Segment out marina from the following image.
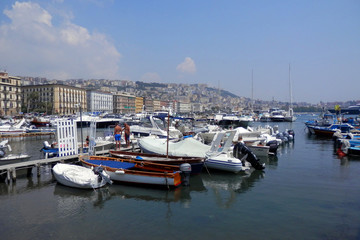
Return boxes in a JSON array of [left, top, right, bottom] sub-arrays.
[[1, 115, 360, 239]]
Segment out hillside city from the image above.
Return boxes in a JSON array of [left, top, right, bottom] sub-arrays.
[[1, 71, 358, 117], [22, 76, 357, 113]]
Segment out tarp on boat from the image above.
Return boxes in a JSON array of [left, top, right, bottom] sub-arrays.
[[138, 136, 211, 158]]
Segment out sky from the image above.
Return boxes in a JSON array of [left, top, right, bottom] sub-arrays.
[[0, 0, 359, 104]]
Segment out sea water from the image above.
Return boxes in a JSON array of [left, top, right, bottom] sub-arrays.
[[1, 115, 360, 240]]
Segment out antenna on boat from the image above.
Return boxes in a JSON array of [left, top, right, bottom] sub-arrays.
[[166, 110, 170, 159]]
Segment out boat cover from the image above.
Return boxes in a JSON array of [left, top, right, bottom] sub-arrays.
[[138, 136, 211, 158], [86, 160, 135, 169]]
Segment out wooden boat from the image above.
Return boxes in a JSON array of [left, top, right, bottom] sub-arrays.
[[109, 150, 204, 174], [79, 155, 182, 188], [52, 163, 112, 189]]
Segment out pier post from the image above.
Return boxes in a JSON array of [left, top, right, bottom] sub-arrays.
[[11, 167, 16, 182], [27, 167, 32, 177], [37, 163, 41, 177], [7, 169, 11, 183]]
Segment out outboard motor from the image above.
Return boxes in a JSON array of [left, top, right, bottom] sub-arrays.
[[288, 129, 295, 138], [93, 166, 113, 185], [266, 140, 278, 156], [234, 142, 265, 170], [43, 141, 52, 150], [180, 163, 192, 186]]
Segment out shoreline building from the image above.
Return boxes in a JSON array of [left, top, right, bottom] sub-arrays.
[[22, 84, 86, 115], [86, 90, 113, 114], [0, 72, 22, 116], [113, 92, 136, 114]]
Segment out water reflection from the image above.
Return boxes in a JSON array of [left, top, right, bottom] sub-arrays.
[[201, 170, 265, 208], [52, 174, 207, 213]]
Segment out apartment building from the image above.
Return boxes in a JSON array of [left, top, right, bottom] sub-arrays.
[[0, 72, 22, 116], [86, 90, 113, 114], [22, 84, 86, 115], [113, 92, 136, 114]]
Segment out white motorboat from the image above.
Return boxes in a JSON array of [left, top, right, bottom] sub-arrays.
[[52, 163, 112, 189], [139, 131, 264, 173], [0, 118, 27, 135], [131, 115, 182, 139], [0, 140, 31, 165]]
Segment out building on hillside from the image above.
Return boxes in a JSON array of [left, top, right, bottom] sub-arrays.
[[22, 84, 86, 115], [153, 100, 161, 112], [192, 103, 204, 113], [113, 93, 136, 114], [135, 96, 144, 113], [175, 101, 191, 114], [0, 72, 22, 116], [144, 98, 154, 113], [86, 90, 113, 114]]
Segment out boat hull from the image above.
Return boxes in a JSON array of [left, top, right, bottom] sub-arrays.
[[109, 150, 204, 174], [80, 156, 182, 187]]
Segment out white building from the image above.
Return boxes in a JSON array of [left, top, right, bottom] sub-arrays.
[[86, 90, 113, 114]]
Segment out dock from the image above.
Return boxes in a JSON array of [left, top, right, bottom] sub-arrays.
[[0, 144, 138, 183]]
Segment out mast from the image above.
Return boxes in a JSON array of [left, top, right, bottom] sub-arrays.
[[289, 63, 293, 109], [251, 69, 254, 113]]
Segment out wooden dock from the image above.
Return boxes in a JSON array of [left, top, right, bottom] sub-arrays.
[[0, 132, 55, 139], [0, 144, 138, 183]]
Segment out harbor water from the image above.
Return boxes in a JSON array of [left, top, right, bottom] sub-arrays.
[[1, 115, 360, 240]]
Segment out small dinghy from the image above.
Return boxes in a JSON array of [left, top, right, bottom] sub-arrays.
[[52, 163, 112, 189]]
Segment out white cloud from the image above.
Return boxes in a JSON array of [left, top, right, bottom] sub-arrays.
[[0, 1, 121, 79], [140, 72, 161, 82], [176, 57, 196, 74]]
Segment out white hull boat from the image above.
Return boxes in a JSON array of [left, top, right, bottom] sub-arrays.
[[205, 153, 250, 173], [52, 163, 112, 189], [0, 140, 31, 165]]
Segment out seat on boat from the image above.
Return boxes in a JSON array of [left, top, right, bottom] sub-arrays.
[[86, 160, 135, 169]]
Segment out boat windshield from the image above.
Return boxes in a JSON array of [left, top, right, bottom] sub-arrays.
[[154, 118, 166, 130]]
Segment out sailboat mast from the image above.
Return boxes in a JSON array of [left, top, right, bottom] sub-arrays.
[[251, 69, 254, 112], [289, 63, 293, 108]]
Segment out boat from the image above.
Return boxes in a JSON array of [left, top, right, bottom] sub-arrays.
[[30, 116, 51, 127], [138, 136, 211, 158], [130, 115, 182, 139], [204, 131, 263, 173], [270, 109, 285, 122], [328, 103, 360, 115], [40, 137, 115, 158], [0, 118, 27, 135], [0, 140, 31, 165], [139, 131, 264, 173], [109, 150, 204, 174], [307, 123, 355, 137], [52, 163, 112, 189], [79, 155, 184, 188]]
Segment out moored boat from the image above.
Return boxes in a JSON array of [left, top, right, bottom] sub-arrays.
[[52, 163, 112, 189], [109, 150, 204, 174], [0, 140, 31, 165], [79, 155, 183, 188]]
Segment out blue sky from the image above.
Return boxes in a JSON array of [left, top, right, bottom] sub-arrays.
[[0, 0, 359, 104]]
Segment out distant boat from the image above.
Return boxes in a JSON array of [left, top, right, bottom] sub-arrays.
[[328, 103, 360, 115]]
